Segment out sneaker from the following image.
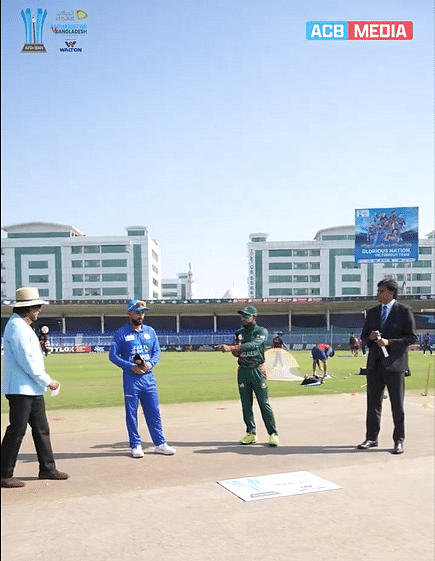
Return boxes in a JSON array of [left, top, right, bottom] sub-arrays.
[[240, 432, 258, 445], [38, 469, 69, 480], [131, 445, 144, 458], [154, 442, 176, 455], [268, 433, 279, 447]]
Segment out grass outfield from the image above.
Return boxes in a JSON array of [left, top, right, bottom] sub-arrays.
[[1, 350, 433, 412]]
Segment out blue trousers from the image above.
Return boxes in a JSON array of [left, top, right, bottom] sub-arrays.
[[123, 372, 165, 448]]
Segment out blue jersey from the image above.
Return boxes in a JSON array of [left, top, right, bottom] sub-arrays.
[[109, 322, 161, 374]]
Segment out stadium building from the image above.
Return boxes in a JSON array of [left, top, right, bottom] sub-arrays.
[[248, 226, 435, 299], [1, 222, 434, 350], [1, 222, 162, 301]]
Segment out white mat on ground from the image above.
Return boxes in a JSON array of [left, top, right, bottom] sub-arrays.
[[264, 348, 304, 381], [218, 471, 341, 501]]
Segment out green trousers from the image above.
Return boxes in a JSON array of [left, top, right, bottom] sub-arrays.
[[237, 365, 277, 435]]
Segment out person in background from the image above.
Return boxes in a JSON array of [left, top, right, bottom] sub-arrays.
[[272, 331, 288, 350], [311, 343, 333, 379], [219, 306, 279, 447], [349, 333, 359, 357], [109, 300, 176, 458], [1, 287, 69, 488], [421, 333, 433, 355], [358, 278, 417, 455]]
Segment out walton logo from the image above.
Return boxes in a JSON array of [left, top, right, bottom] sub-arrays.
[[59, 40, 82, 52], [306, 21, 413, 40]]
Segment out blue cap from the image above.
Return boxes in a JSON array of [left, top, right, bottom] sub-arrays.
[[127, 299, 149, 312]]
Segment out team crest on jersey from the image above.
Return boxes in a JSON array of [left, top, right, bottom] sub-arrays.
[[144, 333, 150, 339], [125, 334, 135, 341]]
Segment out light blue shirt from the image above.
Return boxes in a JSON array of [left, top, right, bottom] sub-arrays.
[[1, 313, 52, 395]]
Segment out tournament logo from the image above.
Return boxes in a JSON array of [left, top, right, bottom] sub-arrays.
[[21, 7, 48, 53]]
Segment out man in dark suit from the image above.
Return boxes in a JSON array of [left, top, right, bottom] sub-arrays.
[[358, 278, 417, 455]]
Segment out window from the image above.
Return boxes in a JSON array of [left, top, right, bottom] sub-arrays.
[[294, 275, 308, 282], [152, 265, 158, 274], [293, 262, 308, 270], [269, 288, 292, 296], [85, 274, 100, 282], [412, 273, 431, 281], [84, 246, 100, 253], [269, 249, 292, 257], [1, 262, 5, 269], [73, 288, 84, 296], [269, 275, 292, 283], [322, 234, 355, 240], [71, 246, 82, 254], [72, 260, 83, 268], [294, 250, 308, 257], [293, 288, 308, 295], [310, 275, 320, 282], [342, 261, 361, 269], [72, 274, 83, 282], [152, 278, 159, 287], [101, 245, 127, 253], [310, 262, 320, 270], [342, 274, 361, 282], [85, 288, 101, 296], [84, 260, 100, 268], [310, 288, 320, 295], [419, 247, 432, 255], [342, 287, 361, 295], [102, 287, 128, 296], [269, 263, 292, 270], [28, 261, 48, 269], [412, 261, 431, 268], [38, 289, 49, 297], [153, 291, 159, 299], [162, 283, 178, 289], [152, 250, 159, 261], [412, 286, 431, 294], [102, 273, 127, 282], [101, 259, 127, 268], [309, 249, 320, 256], [29, 275, 48, 283]]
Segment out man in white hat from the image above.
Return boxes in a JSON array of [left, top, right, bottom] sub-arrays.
[[1, 287, 69, 488]]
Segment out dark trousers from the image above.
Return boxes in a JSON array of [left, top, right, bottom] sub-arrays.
[[1, 395, 56, 478], [237, 366, 277, 435], [365, 364, 405, 443]]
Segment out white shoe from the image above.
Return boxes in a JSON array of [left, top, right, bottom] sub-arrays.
[[131, 445, 144, 458], [154, 442, 176, 455]]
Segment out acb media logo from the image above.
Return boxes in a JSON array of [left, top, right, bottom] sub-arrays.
[[306, 21, 413, 40]]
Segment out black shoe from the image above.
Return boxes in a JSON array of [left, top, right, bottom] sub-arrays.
[[38, 469, 69, 480], [357, 439, 378, 450], [391, 442, 404, 455], [1, 477, 25, 488]]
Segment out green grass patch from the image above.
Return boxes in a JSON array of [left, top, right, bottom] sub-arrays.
[[1, 350, 433, 412]]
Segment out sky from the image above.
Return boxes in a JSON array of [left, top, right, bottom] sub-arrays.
[[1, 0, 434, 298]]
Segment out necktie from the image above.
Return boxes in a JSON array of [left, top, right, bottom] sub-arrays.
[[381, 305, 388, 328]]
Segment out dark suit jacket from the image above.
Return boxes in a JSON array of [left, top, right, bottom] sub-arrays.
[[361, 301, 417, 373]]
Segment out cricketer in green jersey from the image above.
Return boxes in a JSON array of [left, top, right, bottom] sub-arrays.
[[219, 306, 279, 447]]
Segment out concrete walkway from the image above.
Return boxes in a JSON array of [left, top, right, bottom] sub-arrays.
[[1, 392, 434, 561]]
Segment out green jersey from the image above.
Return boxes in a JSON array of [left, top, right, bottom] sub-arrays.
[[235, 323, 268, 368]]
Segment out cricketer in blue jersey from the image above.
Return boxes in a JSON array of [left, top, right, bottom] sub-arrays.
[[109, 299, 175, 458]]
